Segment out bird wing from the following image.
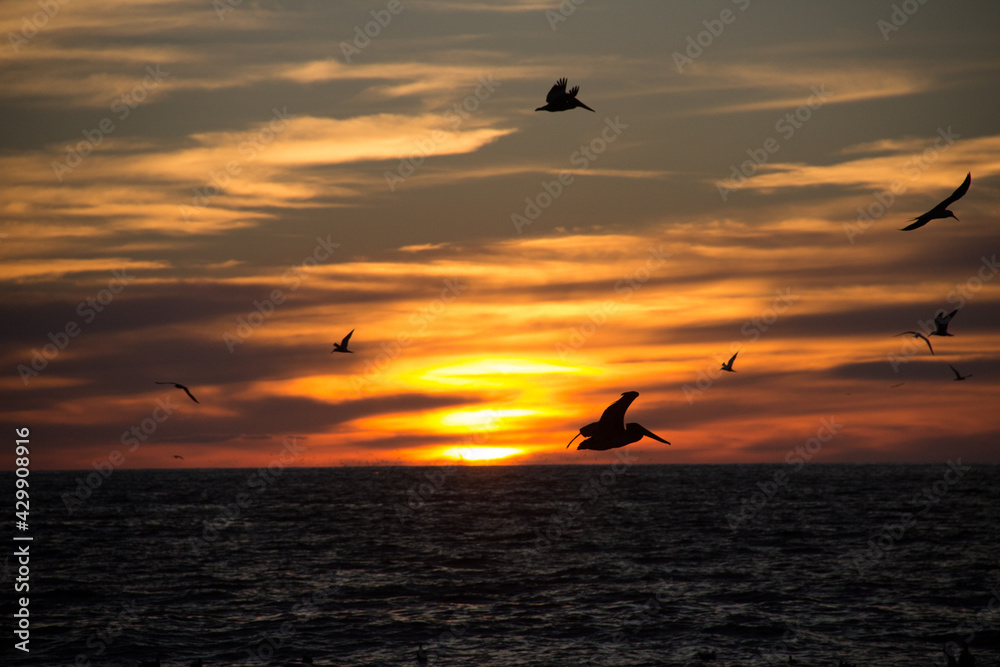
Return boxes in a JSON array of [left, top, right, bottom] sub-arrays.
[[900, 216, 929, 231], [939, 172, 971, 208], [568, 84, 580, 98], [181, 386, 199, 403], [727, 352, 738, 367], [896, 332, 934, 354], [936, 309, 958, 326], [949, 365, 961, 379], [546, 78, 568, 103], [341, 329, 354, 346], [598, 391, 639, 431]]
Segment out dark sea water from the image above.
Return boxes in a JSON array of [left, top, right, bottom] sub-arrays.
[[4, 463, 1000, 667]]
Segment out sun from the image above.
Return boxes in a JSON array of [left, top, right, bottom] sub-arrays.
[[442, 447, 523, 461]]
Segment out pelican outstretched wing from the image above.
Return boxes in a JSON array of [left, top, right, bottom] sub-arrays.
[[546, 78, 568, 103], [598, 391, 639, 430]]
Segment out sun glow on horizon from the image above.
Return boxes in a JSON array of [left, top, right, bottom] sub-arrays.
[[441, 447, 524, 461]]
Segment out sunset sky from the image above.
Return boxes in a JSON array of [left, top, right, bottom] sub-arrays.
[[3, 0, 999, 469]]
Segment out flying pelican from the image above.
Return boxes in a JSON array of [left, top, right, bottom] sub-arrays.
[[930, 309, 959, 337], [721, 352, 738, 372], [535, 78, 595, 113], [566, 391, 669, 451], [900, 172, 971, 231], [949, 365, 972, 381], [331, 329, 354, 353], [155, 381, 199, 403], [894, 330, 934, 355]]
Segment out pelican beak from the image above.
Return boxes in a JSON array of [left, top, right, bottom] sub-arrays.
[[637, 425, 670, 444]]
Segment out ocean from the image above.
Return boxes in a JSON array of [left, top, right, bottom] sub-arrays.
[[5, 463, 999, 666]]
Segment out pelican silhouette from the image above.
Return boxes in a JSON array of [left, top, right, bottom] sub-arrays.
[[900, 172, 970, 231], [155, 382, 198, 403], [930, 309, 959, 337], [949, 365, 972, 381], [895, 331, 934, 355], [721, 352, 738, 372], [535, 78, 595, 113], [331, 329, 354, 353], [566, 391, 669, 451]]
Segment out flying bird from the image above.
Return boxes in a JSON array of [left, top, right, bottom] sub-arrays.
[[331, 329, 354, 353], [894, 331, 934, 355], [900, 172, 971, 231], [930, 309, 959, 337], [173, 455, 184, 460], [949, 365, 972, 381], [566, 391, 669, 451], [535, 77, 595, 113], [721, 352, 739, 372], [155, 382, 199, 403]]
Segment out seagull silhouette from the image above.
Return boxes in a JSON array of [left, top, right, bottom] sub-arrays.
[[721, 352, 738, 372], [173, 455, 184, 459], [900, 172, 971, 231], [331, 329, 354, 353], [155, 382, 199, 403], [949, 365, 972, 381], [930, 309, 959, 337], [535, 78, 595, 112], [895, 331, 934, 355], [566, 391, 669, 451]]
